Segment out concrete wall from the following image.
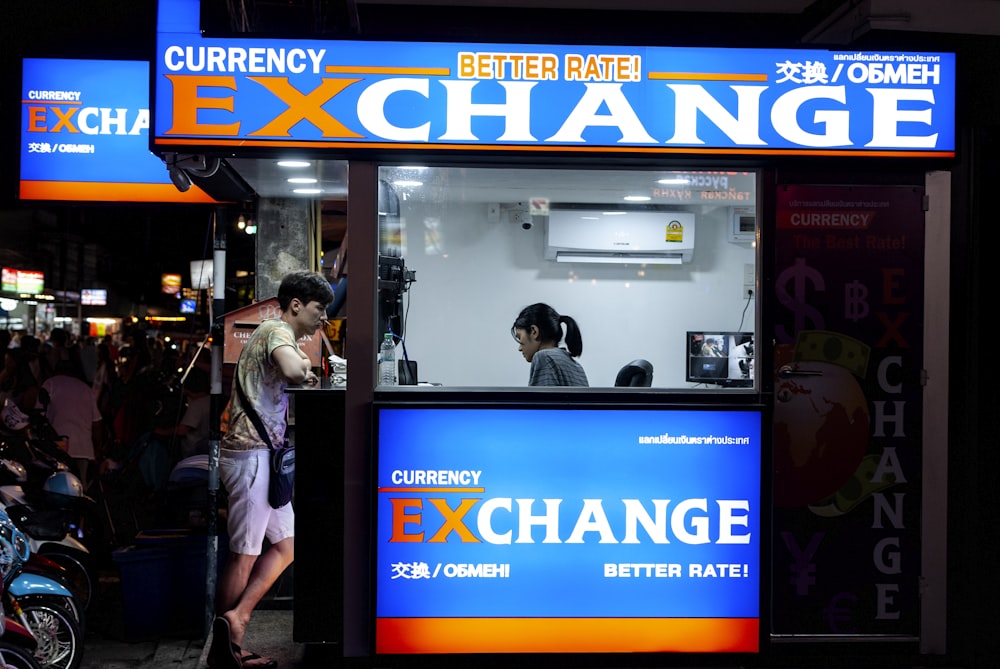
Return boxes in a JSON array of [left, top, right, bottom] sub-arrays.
[[255, 198, 316, 300]]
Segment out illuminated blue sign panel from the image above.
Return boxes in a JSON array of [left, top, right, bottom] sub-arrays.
[[154, 0, 954, 157], [375, 406, 762, 654], [20, 58, 215, 203]]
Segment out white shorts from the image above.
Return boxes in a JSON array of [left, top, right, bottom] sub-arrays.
[[219, 448, 294, 556]]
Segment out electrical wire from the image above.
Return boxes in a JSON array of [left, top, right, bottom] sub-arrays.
[[736, 289, 753, 332]]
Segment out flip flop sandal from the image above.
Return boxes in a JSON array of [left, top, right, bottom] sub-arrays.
[[240, 651, 278, 669], [209, 617, 243, 669]]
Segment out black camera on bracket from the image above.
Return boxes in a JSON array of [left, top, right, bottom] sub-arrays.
[[378, 255, 415, 292]]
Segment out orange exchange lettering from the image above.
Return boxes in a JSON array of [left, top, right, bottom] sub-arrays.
[[388, 497, 752, 545], [457, 52, 559, 80], [164, 75, 361, 137], [26, 105, 150, 136]]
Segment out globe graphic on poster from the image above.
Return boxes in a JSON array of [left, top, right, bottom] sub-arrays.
[[773, 348, 870, 508]]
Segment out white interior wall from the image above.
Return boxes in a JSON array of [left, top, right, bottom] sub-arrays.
[[391, 200, 756, 388]]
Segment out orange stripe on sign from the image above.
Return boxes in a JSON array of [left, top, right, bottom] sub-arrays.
[[648, 72, 768, 82], [325, 66, 451, 76], [22, 100, 82, 105], [19, 181, 219, 203], [153, 137, 955, 159], [376, 617, 759, 654]]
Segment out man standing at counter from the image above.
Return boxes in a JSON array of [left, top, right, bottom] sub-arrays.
[[210, 270, 334, 669]]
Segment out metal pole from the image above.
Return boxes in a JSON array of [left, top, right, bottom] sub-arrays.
[[205, 207, 227, 637]]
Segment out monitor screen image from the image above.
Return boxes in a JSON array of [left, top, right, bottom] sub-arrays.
[[374, 405, 763, 656], [687, 332, 754, 388]]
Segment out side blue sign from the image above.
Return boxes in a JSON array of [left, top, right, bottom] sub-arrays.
[[20, 58, 215, 203]]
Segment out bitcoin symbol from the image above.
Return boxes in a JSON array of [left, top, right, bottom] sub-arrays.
[[845, 281, 869, 322], [776, 258, 825, 343]]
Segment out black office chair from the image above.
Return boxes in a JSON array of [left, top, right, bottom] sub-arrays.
[[614, 359, 653, 387]]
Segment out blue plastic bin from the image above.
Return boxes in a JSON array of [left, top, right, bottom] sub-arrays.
[[111, 530, 226, 640]]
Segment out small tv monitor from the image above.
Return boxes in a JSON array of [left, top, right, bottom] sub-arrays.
[[686, 331, 754, 388], [179, 298, 197, 314]]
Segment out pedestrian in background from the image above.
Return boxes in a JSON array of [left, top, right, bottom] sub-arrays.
[[0, 348, 40, 412], [42, 359, 102, 490]]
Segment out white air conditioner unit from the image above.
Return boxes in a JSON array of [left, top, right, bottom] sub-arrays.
[[544, 208, 696, 264]]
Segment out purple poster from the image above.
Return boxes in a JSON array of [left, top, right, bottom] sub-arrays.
[[772, 184, 923, 635]]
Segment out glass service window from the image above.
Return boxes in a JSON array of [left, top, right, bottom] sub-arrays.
[[376, 165, 757, 390]]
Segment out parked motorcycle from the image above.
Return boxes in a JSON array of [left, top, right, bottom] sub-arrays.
[[0, 399, 75, 484], [0, 640, 42, 669], [0, 476, 95, 614], [0, 527, 41, 669], [0, 507, 82, 669], [0, 402, 97, 612], [0, 597, 41, 669], [5, 565, 82, 635]]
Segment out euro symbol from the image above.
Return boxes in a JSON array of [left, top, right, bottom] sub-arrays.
[[821, 592, 858, 633]]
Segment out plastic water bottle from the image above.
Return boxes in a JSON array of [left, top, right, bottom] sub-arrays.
[[379, 334, 397, 386]]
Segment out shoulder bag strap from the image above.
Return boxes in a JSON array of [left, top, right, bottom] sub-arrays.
[[234, 346, 274, 450]]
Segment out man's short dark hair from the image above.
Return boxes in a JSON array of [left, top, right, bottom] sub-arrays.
[[276, 270, 335, 311]]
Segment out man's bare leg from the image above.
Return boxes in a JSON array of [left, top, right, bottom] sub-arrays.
[[217, 537, 294, 647]]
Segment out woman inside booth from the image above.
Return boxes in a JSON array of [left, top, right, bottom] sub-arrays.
[[511, 303, 589, 387]]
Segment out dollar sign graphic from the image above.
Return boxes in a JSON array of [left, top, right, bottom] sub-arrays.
[[776, 258, 826, 343]]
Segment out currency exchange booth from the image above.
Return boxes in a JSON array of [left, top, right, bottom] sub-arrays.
[[152, 2, 954, 665]]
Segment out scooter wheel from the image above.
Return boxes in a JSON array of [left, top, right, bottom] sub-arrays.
[[19, 603, 81, 669], [0, 640, 43, 669]]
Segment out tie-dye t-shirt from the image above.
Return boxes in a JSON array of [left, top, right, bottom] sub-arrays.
[[223, 319, 298, 450]]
